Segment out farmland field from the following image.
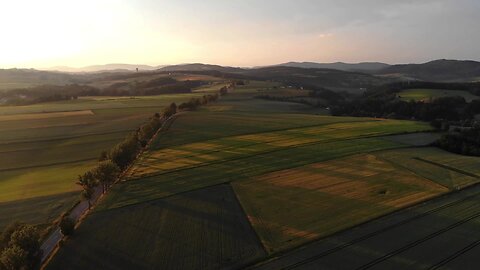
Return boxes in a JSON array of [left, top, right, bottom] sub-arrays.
[[252, 182, 480, 270], [232, 154, 448, 252], [0, 93, 206, 230], [398, 88, 479, 102], [99, 116, 431, 210], [45, 82, 480, 269], [46, 185, 265, 270], [377, 147, 480, 190]]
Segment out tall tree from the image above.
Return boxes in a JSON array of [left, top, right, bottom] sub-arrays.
[[76, 171, 97, 209], [59, 216, 75, 236], [93, 161, 120, 194]]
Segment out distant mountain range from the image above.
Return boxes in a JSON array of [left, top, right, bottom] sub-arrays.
[[158, 63, 244, 73], [48, 64, 163, 73], [1, 59, 477, 92], [377, 59, 480, 82], [41, 59, 480, 82], [274, 62, 391, 72]]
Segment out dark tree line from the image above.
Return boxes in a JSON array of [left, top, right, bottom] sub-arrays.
[[255, 87, 343, 108], [178, 94, 219, 111], [366, 81, 480, 97], [435, 125, 480, 156], [332, 95, 479, 122], [330, 81, 480, 156]]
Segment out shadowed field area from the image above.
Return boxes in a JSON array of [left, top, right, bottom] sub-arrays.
[[46, 185, 266, 270]]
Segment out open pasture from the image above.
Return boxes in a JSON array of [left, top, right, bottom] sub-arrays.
[[398, 88, 479, 102], [47, 185, 265, 270]]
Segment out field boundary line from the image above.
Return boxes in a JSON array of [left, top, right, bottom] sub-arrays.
[[94, 181, 232, 213], [414, 157, 480, 179], [227, 183, 269, 255], [375, 154, 453, 190]]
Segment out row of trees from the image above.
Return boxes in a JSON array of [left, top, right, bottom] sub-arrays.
[[76, 110, 173, 209], [0, 223, 41, 270], [178, 94, 219, 111]]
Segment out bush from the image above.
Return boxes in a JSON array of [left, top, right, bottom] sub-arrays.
[[59, 217, 75, 236]]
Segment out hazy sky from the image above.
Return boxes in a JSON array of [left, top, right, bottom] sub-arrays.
[[1, 0, 479, 68]]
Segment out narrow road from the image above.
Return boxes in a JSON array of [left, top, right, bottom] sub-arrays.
[[40, 187, 102, 262], [40, 113, 181, 263]]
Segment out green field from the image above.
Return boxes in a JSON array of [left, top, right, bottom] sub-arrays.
[[232, 154, 448, 252], [232, 147, 480, 252], [45, 82, 480, 269], [47, 185, 265, 270], [377, 147, 480, 189], [0, 93, 205, 230], [398, 88, 480, 102], [99, 114, 431, 210]]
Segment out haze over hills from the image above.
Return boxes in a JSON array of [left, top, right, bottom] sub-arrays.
[[158, 63, 245, 73], [2, 59, 480, 92], [274, 62, 391, 72], [47, 64, 162, 73]]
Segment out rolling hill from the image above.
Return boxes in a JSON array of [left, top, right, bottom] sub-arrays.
[[275, 61, 390, 72], [47, 64, 161, 73], [378, 59, 480, 82], [159, 63, 244, 73]]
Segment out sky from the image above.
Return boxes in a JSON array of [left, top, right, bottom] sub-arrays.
[[1, 0, 479, 68]]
